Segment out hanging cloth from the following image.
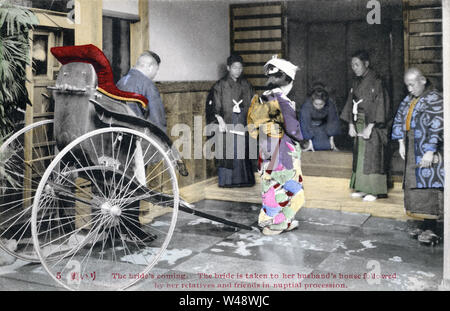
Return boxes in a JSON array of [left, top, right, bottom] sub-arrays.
[[352, 99, 363, 122]]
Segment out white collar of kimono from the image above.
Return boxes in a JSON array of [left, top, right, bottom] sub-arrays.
[[269, 82, 293, 97], [280, 82, 293, 96], [265, 82, 295, 110]]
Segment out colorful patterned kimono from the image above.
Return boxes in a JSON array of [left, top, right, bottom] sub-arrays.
[[299, 97, 341, 150], [248, 88, 305, 231], [392, 87, 444, 217], [340, 69, 390, 196]]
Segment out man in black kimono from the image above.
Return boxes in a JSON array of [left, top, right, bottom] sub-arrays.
[[340, 50, 391, 202], [206, 54, 255, 187]]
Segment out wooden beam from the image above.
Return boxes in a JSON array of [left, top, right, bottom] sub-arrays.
[[74, 0, 103, 48], [130, 0, 149, 67], [32, 10, 75, 29]]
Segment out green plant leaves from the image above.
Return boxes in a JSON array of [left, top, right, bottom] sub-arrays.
[[0, 3, 37, 138]]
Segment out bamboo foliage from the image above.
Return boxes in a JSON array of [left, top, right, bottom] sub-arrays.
[[0, 134, 21, 195], [0, 1, 38, 137]]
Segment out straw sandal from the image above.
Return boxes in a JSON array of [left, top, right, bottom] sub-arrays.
[[418, 230, 441, 246]]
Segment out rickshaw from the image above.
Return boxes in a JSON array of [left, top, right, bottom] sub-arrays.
[[0, 44, 251, 291]]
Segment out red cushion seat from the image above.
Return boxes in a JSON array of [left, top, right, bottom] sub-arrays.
[[51, 44, 148, 108]]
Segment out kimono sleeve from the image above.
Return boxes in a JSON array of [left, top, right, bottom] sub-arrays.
[[205, 86, 217, 126], [368, 79, 389, 126], [212, 81, 224, 119], [422, 94, 444, 153], [391, 96, 409, 141], [243, 80, 255, 109], [340, 87, 354, 124], [143, 82, 167, 133], [299, 100, 314, 140], [279, 98, 303, 142]]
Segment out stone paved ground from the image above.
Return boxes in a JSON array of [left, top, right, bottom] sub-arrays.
[[0, 200, 444, 291]]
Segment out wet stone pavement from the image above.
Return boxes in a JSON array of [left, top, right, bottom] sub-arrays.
[[0, 200, 444, 291]]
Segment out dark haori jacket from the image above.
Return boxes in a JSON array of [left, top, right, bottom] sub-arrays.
[[340, 69, 391, 175], [392, 86, 444, 188], [299, 97, 341, 150], [205, 74, 255, 169]]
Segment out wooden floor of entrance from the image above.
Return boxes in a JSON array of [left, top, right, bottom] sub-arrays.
[[180, 151, 415, 221]]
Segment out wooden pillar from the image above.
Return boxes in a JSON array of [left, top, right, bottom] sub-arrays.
[[130, 0, 149, 66], [130, 0, 152, 223], [23, 30, 34, 208], [25, 29, 34, 126], [442, 0, 450, 290], [74, 0, 103, 48], [72, 0, 103, 228]]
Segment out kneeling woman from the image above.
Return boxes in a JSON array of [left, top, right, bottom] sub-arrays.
[[299, 83, 341, 151], [248, 57, 305, 235]]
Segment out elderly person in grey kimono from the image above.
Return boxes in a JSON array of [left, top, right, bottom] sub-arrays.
[[116, 50, 166, 243], [117, 50, 166, 133], [340, 50, 391, 202], [207, 54, 256, 187], [392, 68, 444, 246]]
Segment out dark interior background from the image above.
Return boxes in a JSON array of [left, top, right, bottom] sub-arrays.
[[103, 16, 131, 83], [286, 0, 405, 153]]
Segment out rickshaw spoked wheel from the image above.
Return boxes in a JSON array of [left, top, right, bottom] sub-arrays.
[[31, 127, 179, 291], [0, 119, 59, 262]]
